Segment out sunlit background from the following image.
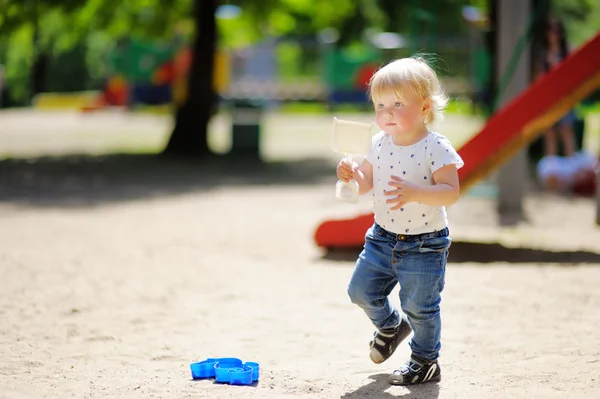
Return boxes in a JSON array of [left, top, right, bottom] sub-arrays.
[[0, 0, 598, 164]]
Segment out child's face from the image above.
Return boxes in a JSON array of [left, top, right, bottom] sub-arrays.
[[373, 89, 428, 137]]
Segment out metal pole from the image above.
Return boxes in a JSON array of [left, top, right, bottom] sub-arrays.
[[496, 0, 532, 221]]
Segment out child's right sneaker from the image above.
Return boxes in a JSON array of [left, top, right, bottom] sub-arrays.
[[388, 356, 441, 385], [369, 317, 412, 364]]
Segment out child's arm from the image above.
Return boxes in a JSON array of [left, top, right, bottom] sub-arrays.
[[336, 158, 374, 194], [384, 164, 459, 209], [355, 160, 374, 194], [418, 164, 460, 206]]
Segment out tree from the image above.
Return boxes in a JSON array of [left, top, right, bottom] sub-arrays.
[[164, 0, 215, 157], [0, 0, 85, 101]]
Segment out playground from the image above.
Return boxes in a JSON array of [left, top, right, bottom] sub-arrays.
[[1, 33, 600, 397], [1, 2, 600, 397], [0, 107, 600, 399]]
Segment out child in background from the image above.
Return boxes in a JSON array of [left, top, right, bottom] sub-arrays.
[[532, 16, 599, 193], [337, 56, 464, 385]]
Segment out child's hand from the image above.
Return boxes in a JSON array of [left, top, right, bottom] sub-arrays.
[[336, 158, 356, 182], [384, 175, 419, 210]]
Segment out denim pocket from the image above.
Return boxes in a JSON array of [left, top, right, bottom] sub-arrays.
[[418, 236, 451, 253], [367, 225, 394, 248]]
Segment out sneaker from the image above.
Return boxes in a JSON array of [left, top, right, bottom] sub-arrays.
[[369, 317, 412, 364], [388, 357, 441, 386]]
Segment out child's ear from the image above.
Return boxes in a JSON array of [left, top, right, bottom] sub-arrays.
[[421, 98, 432, 119], [421, 98, 432, 115]]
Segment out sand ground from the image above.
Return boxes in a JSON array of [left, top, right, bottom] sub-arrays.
[[1, 110, 599, 399]]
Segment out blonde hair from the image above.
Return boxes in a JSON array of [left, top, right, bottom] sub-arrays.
[[368, 56, 448, 125]]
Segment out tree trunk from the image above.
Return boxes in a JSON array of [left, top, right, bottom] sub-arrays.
[[164, 0, 216, 157], [29, 0, 48, 103]]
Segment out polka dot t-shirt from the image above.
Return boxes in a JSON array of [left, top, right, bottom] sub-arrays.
[[365, 131, 464, 235]]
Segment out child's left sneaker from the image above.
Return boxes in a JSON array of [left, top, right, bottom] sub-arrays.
[[388, 356, 441, 385], [369, 317, 412, 364]]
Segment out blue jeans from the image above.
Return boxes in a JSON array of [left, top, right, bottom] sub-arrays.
[[347, 223, 451, 361]]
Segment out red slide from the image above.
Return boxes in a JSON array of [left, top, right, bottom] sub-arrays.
[[315, 33, 600, 249]]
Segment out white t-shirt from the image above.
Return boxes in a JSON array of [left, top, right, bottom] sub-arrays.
[[365, 131, 464, 235]]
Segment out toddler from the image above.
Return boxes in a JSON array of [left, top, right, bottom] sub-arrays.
[[337, 56, 464, 385]]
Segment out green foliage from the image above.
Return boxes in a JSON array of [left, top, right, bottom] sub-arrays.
[[0, 0, 597, 104], [2, 25, 35, 102], [216, 0, 491, 49], [0, 0, 85, 36], [0, 0, 194, 103], [552, 0, 600, 46], [218, 0, 360, 47]]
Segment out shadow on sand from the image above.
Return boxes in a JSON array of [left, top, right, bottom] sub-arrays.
[[322, 241, 600, 264], [340, 373, 440, 399], [0, 153, 335, 207]]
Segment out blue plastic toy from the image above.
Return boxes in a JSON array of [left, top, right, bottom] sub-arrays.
[[228, 366, 253, 385], [190, 357, 260, 386]]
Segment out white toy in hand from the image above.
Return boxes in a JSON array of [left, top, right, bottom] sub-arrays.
[[331, 117, 373, 203]]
